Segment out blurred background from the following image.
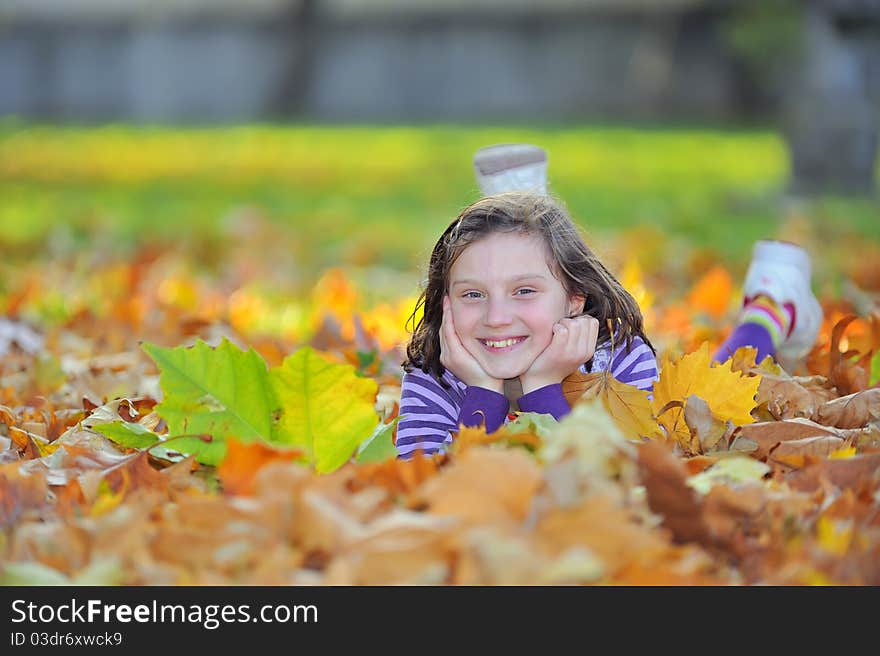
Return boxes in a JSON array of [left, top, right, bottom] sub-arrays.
[[1, 0, 879, 363]]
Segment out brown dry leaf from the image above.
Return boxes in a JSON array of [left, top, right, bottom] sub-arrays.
[[0, 464, 50, 529], [636, 440, 709, 544], [735, 418, 843, 460], [828, 314, 873, 396], [9, 521, 92, 576], [561, 370, 593, 408], [566, 370, 663, 440], [756, 373, 837, 421], [218, 438, 305, 497], [324, 511, 455, 585], [683, 394, 736, 455], [787, 452, 880, 493], [286, 468, 375, 556], [615, 552, 730, 585], [813, 389, 880, 429], [417, 447, 542, 525], [352, 452, 442, 499], [770, 435, 847, 459], [652, 343, 761, 451], [18, 428, 135, 487], [700, 484, 766, 557], [99, 451, 168, 499], [636, 441, 766, 559], [534, 493, 674, 578], [453, 528, 550, 585]]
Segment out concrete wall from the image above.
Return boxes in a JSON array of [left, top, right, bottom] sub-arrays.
[[0, 1, 770, 122]]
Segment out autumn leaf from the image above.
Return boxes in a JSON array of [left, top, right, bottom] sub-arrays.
[[771, 435, 847, 459], [93, 421, 159, 449], [683, 394, 735, 454], [787, 452, 880, 493], [353, 452, 442, 498], [416, 447, 542, 524], [735, 418, 843, 460], [143, 338, 278, 445], [828, 314, 872, 396], [652, 343, 761, 451], [151, 435, 226, 466], [686, 265, 733, 320], [356, 417, 400, 464], [726, 346, 782, 376], [813, 388, 880, 429], [686, 456, 770, 495], [218, 438, 304, 496], [563, 370, 663, 440], [756, 373, 836, 421], [270, 346, 378, 473], [504, 411, 559, 441]]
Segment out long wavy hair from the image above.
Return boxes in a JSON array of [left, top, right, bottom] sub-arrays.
[[403, 191, 654, 385]]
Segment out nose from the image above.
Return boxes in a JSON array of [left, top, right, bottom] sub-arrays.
[[484, 296, 513, 327]]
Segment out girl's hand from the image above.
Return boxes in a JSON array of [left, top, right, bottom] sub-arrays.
[[520, 315, 600, 394], [439, 295, 504, 394]]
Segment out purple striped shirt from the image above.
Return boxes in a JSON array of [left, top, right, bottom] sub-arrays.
[[396, 336, 658, 458]]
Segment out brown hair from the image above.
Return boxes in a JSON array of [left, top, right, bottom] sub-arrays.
[[403, 191, 654, 384]]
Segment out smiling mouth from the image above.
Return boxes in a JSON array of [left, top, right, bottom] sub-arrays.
[[478, 336, 527, 351]]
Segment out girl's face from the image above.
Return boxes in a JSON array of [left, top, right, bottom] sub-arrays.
[[447, 231, 585, 381]]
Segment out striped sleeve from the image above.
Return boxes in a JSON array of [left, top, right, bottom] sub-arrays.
[[396, 368, 464, 459], [607, 336, 659, 393]]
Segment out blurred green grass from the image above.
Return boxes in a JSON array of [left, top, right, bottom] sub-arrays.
[[1, 121, 878, 278]]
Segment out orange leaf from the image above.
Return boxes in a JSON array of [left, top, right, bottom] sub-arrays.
[[417, 447, 542, 524], [218, 438, 305, 496], [828, 314, 871, 395], [454, 423, 542, 453], [686, 266, 733, 320], [353, 452, 442, 499]]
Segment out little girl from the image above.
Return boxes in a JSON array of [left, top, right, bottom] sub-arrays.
[[395, 143, 822, 460], [396, 187, 658, 459]]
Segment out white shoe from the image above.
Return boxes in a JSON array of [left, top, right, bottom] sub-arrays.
[[473, 144, 548, 195], [742, 240, 822, 362]]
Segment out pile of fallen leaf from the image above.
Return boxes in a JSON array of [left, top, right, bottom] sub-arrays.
[[1, 243, 879, 585]]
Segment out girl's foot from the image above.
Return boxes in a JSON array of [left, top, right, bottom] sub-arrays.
[[473, 144, 548, 195], [741, 240, 822, 362]]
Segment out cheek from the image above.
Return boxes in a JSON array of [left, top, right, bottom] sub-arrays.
[[450, 304, 479, 336], [522, 302, 564, 338]]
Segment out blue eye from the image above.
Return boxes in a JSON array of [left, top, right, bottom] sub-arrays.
[[462, 291, 483, 299], [515, 288, 536, 296]]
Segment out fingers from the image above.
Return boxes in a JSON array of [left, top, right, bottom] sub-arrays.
[[440, 295, 467, 366], [439, 296, 452, 367], [554, 315, 599, 361]]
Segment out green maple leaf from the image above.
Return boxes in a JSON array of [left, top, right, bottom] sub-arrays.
[[270, 347, 378, 473], [356, 416, 401, 464], [93, 421, 159, 449], [94, 422, 227, 466], [142, 338, 279, 444]]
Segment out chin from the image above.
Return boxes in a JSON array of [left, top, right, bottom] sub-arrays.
[[482, 361, 530, 381]]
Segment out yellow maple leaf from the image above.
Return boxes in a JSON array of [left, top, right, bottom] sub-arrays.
[[563, 370, 663, 441], [726, 346, 782, 376], [652, 342, 761, 449]]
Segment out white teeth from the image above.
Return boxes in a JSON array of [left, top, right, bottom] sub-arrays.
[[483, 338, 521, 348]]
